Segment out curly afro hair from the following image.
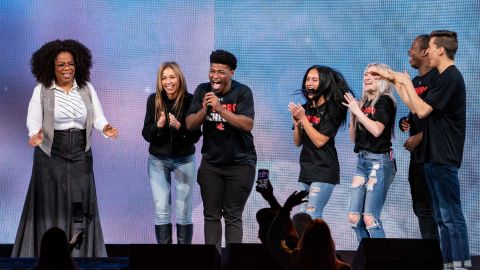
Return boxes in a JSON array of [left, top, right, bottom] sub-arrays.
[[31, 39, 92, 88], [210, 50, 237, 70]]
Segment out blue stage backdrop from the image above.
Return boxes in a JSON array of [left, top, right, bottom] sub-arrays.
[[1, 0, 478, 253]]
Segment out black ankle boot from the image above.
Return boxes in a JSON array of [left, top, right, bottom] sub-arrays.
[[176, 224, 193, 244], [155, 224, 172, 244]]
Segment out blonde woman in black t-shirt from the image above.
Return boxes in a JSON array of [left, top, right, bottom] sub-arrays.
[[342, 63, 397, 242], [289, 65, 353, 220]]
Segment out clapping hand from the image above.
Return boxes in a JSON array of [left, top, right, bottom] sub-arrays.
[[283, 190, 309, 211], [157, 111, 166, 128], [342, 93, 362, 116], [103, 124, 118, 139], [28, 129, 44, 146], [168, 113, 181, 130], [288, 102, 306, 122]]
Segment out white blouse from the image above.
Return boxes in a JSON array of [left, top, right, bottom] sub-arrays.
[[26, 80, 108, 137]]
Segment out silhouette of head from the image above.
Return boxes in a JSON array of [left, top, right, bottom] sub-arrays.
[[256, 208, 277, 244], [35, 227, 77, 270], [297, 219, 337, 270], [292, 212, 313, 239]]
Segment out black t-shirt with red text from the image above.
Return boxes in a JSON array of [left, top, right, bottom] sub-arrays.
[[423, 65, 466, 167], [188, 80, 257, 165], [406, 68, 439, 163], [299, 101, 344, 184], [354, 95, 396, 154]]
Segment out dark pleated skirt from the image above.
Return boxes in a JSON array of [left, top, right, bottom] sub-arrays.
[[12, 129, 107, 257]]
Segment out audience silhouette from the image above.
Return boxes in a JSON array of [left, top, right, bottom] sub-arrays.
[[33, 227, 79, 270]]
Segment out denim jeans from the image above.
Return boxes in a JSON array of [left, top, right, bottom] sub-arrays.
[[197, 159, 255, 252], [424, 162, 470, 268], [298, 181, 335, 219], [348, 150, 396, 242], [148, 153, 196, 225]]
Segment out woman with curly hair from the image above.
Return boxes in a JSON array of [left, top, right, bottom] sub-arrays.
[[142, 62, 201, 244], [12, 39, 117, 257], [288, 65, 353, 220]]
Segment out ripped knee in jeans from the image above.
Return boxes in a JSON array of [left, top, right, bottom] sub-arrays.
[[309, 186, 321, 195], [363, 213, 380, 229], [348, 212, 361, 227], [351, 176, 365, 188], [306, 206, 316, 213]]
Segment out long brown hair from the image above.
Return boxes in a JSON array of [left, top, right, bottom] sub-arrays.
[[296, 219, 337, 270], [155, 62, 187, 121]]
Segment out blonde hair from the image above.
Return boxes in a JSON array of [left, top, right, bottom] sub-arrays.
[[355, 63, 397, 135], [154, 62, 187, 121], [359, 63, 397, 109]]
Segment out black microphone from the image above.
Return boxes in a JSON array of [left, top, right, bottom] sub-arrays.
[[206, 88, 213, 116], [72, 202, 83, 223], [72, 202, 85, 249]]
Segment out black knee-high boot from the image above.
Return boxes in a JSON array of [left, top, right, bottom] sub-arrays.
[[176, 224, 193, 244], [155, 224, 172, 244]]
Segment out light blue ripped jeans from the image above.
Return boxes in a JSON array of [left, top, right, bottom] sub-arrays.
[[298, 181, 335, 219], [348, 150, 396, 242], [148, 153, 196, 225]]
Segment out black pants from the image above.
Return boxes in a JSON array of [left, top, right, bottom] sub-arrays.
[[197, 159, 255, 252], [408, 161, 439, 240]]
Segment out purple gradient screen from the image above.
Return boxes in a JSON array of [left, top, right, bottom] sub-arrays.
[[1, 0, 479, 253]]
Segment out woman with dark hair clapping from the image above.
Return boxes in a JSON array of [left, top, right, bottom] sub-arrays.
[[289, 65, 353, 220]]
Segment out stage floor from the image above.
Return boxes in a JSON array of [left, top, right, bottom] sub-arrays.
[[0, 244, 478, 269]]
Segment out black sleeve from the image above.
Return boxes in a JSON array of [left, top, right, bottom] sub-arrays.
[[318, 102, 343, 138], [234, 85, 255, 120], [424, 72, 456, 112], [142, 94, 168, 142], [372, 96, 394, 128]]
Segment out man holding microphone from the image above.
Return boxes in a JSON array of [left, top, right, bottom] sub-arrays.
[[186, 50, 257, 253]]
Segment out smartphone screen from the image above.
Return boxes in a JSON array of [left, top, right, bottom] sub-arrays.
[[257, 169, 269, 190]]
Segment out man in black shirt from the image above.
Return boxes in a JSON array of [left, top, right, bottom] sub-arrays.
[[186, 50, 256, 253], [376, 30, 470, 269], [399, 35, 439, 241]]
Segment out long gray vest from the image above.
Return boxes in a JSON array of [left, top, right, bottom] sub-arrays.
[[39, 84, 94, 156]]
